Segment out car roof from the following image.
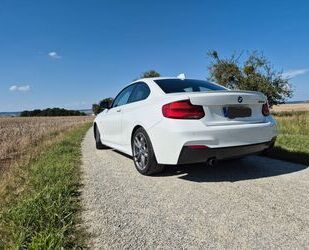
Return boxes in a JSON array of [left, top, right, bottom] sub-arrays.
[[120, 77, 228, 97], [132, 76, 179, 83]]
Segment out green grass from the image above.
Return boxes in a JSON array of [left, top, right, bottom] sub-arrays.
[[268, 111, 309, 165], [0, 123, 91, 249]]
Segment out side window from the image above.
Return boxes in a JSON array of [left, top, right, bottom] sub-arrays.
[[112, 84, 136, 108], [184, 87, 193, 92], [199, 86, 211, 92], [128, 82, 150, 103]]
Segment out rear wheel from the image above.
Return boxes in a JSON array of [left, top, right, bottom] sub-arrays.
[[94, 125, 107, 149], [132, 127, 164, 175]]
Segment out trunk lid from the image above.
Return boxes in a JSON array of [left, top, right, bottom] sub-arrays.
[[169, 90, 267, 126]]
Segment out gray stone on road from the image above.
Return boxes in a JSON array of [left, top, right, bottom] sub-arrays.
[[81, 128, 309, 249]]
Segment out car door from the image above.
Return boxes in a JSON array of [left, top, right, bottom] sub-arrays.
[[120, 82, 151, 147], [101, 84, 136, 145]]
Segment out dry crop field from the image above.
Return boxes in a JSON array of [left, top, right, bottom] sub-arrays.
[[272, 103, 309, 112], [0, 116, 93, 171]]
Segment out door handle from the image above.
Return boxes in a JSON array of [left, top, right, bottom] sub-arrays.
[[116, 109, 121, 112]]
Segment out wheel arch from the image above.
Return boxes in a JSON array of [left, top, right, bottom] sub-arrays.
[[93, 122, 97, 135], [131, 125, 143, 144], [93, 122, 99, 138]]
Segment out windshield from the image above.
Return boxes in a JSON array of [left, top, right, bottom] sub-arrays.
[[154, 79, 226, 94]]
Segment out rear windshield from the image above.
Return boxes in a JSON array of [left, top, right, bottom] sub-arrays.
[[154, 79, 226, 94]]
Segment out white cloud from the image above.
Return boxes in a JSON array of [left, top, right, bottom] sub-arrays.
[[282, 69, 309, 78], [9, 85, 31, 92], [48, 51, 61, 59]]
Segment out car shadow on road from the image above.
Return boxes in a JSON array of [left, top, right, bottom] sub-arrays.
[[110, 149, 308, 182], [156, 156, 308, 183]]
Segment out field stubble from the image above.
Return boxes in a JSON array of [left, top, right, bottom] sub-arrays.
[[0, 116, 93, 171], [272, 103, 309, 112]]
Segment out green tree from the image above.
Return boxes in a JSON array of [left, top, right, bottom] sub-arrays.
[[92, 104, 101, 115], [99, 98, 113, 109], [140, 70, 160, 78], [207, 50, 293, 107], [92, 97, 113, 115]]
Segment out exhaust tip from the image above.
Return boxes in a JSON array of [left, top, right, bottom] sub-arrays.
[[207, 157, 217, 167]]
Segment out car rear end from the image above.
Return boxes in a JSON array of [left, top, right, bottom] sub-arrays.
[[147, 79, 277, 165]]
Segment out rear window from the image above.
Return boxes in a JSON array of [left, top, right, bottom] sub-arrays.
[[154, 79, 226, 94]]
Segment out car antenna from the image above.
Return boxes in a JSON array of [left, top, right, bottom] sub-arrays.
[[177, 73, 186, 80]]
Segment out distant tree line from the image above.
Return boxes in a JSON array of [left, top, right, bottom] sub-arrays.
[[20, 108, 86, 117]]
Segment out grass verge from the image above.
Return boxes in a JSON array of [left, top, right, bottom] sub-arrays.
[[268, 111, 309, 166], [0, 123, 91, 249]]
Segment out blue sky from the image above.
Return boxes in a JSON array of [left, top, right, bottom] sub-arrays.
[[1, 0, 309, 111]]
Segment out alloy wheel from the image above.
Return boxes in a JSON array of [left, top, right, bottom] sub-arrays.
[[133, 132, 149, 170]]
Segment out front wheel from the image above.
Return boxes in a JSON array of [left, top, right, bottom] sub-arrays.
[[132, 127, 164, 175]]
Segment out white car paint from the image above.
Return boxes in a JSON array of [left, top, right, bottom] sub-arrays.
[[94, 77, 277, 165]]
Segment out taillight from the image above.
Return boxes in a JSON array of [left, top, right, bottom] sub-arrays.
[[262, 103, 270, 116], [162, 100, 205, 119]]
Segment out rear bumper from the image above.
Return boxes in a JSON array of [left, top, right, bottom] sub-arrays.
[[148, 116, 277, 165], [177, 137, 276, 164]]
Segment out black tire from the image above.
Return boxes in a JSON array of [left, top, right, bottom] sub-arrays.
[[131, 127, 164, 175], [229, 157, 244, 161], [262, 143, 275, 156], [94, 124, 107, 149]]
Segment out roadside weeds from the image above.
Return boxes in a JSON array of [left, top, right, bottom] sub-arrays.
[[0, 123, 91, 249]]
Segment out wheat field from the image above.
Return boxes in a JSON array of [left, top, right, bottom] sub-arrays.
[[0, 116, 93, 170], [272, 103, 309, 112]]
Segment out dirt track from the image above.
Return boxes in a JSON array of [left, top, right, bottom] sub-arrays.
[[81, 128, 309, 249]]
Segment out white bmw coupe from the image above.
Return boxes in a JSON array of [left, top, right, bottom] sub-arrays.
[[94, 76, 277, 175]]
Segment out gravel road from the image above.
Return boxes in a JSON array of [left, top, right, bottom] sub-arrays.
[[81, 128, 309, 249]]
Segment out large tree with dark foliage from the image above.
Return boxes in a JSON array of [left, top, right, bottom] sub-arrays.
[[207, 51, 293, 107]]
